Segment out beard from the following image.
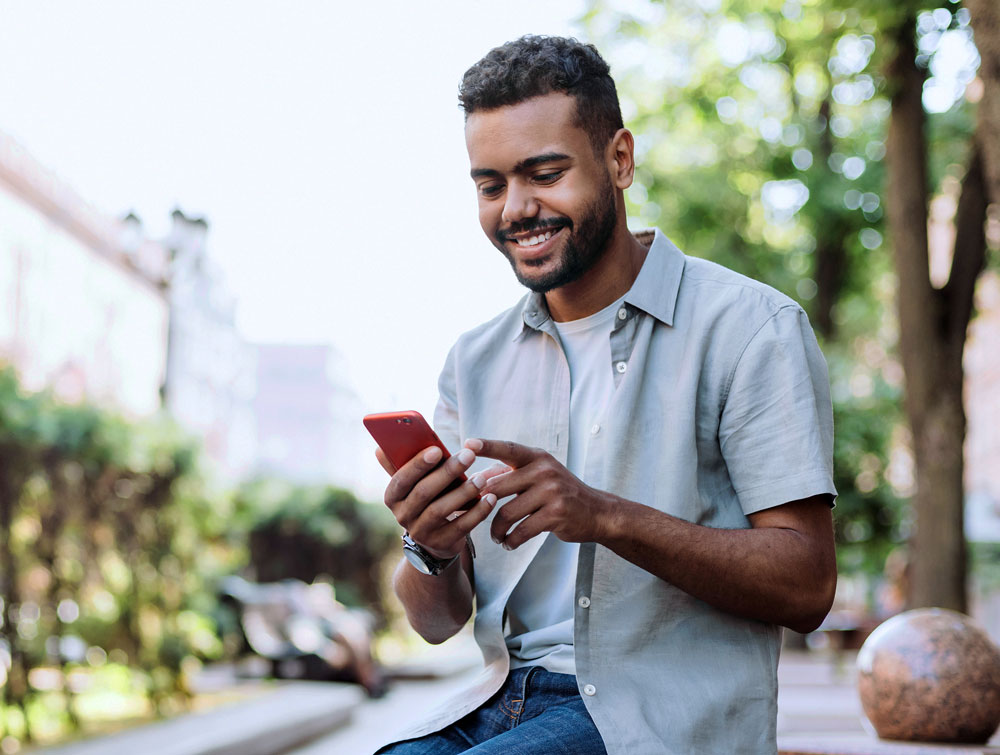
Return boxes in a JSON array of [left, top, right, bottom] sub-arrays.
[[495, 176, 618, 294]]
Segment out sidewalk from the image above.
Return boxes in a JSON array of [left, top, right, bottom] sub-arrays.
[[30, 643, 999, 755], [32, 681, 364, 755], [777, 649, 1000, 754]]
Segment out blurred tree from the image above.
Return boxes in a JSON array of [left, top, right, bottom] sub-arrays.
[[583, 0, 908, 583], [0, 366, 235, 746], [0, 369, 41, 740], [233, 481, 398, 625], [883, 2, 989, 612], [968, 0, 1000, 199], [583, 0, 994, 610]]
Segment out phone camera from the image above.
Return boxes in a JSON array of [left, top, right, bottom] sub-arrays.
[[398, 417, 412, 424]]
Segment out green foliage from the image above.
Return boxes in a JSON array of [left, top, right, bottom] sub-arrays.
[[233, 480, 398, 623], [582, 0, 979, 576], [0, 365, 239, 747], [828, 361, 906, 573]]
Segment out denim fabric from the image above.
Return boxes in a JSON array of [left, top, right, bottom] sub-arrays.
[[376, 667, 606, 755]]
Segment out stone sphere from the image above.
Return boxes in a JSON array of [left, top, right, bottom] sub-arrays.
[[857, 608, 1000, 744]]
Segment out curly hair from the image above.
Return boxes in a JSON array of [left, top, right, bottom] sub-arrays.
[[459, 35, 624, 154]]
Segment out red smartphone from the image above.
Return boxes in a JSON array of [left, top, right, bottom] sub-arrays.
[[363, 410, 470, 500]]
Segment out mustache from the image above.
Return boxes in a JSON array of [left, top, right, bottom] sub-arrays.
[[497, 217, 571, 242]]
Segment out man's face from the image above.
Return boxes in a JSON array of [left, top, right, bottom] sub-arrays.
[[465, 93, 617, 294]]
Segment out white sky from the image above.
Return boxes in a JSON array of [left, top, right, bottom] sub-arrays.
[[0, 0, 586, 423]]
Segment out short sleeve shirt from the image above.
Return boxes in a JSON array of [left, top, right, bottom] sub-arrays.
[[385, 229, 837, 755]]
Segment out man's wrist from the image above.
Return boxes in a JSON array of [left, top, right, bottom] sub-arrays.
[[591, 491, 631, 546], [402, 533, 461, 576]]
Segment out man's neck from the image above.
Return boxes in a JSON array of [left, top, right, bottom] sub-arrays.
[[544, 227, 649, 323]]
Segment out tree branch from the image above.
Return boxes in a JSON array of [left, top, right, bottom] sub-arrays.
[[943, 145, 988, 358]]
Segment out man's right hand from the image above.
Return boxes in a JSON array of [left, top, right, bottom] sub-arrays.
[[377, 443, 499, 562]]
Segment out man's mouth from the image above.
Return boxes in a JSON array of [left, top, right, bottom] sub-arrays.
[[515, 229, 557, 248], [499, 221, 568, 252]]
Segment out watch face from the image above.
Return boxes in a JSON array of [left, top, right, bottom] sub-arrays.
[[403, 544, 435, 575]]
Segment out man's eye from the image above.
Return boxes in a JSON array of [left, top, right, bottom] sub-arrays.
[[479, 184, 504, 198], [534, 171, 563, 184]]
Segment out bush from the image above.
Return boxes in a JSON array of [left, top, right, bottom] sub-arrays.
[[0, 365, 238, 746], [232, 480, 398, 626]]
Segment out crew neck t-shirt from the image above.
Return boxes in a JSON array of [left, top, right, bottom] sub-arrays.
[[505, 295, 625, 675]]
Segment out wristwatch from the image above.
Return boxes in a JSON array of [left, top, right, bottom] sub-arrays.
[[402, 533, 460, 576]]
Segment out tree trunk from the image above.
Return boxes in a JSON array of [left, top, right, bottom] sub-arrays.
[[968, 0, 1000, 204], [885, 15, 988, 612], [813, 98, 849, 339]]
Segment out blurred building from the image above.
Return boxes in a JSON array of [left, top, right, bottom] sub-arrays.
[[253, 343, 366, 488], [161, 209, 257, 479], [0, 130, 169, 415], [0, 131, 256, 479]]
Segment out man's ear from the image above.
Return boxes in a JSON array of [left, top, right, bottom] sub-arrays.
[[608, 128, 635, 190]]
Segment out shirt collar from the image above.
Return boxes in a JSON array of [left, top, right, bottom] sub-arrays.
[[516, 227, 685, 339], [623, 228, 684, 327]]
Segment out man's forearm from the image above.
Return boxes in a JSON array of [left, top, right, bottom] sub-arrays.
[[595, 494, 836, 633], [391, 552, 475, 644]]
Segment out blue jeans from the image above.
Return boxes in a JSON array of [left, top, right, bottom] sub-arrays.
[[376, 667, 607, 754]]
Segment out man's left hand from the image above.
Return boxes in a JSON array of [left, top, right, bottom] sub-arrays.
[[466, 438, 608, 550]]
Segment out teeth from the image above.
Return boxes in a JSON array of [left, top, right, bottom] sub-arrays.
[[516, 230, 554, 247]]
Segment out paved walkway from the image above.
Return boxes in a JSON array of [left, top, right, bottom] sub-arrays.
[[34, 681, 363, 755], [31, 643, 999, 754], [290, 646, 1000, 755]]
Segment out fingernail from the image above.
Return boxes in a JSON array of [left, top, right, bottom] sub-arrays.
[[483, 493, 497, 507], [471, 473, 487, 489], [464, 438, 484, 452], [457, 448, 475, 465], [423, 447, 442, 464], [491, 534, 500, 544], [502, 541, 513, 551]]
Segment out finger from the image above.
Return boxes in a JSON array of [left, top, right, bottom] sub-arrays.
[[467, 463, 512, 490], [384, 445, 445, 507], [407, 447, 478, 508], [418, 472, 490, 523], [466, 439, 541, 468], [479, 465, 529, 501], [411, 493, 498, 557], [498, 508, 552, 551], [489, 490, 541, 545], [456, 493, 498, 535], [375, 447, 397, 476]]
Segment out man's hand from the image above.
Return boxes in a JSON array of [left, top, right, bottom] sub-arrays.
[[466, 439, 610, 550], [468, 438, 836, 633], [378, 443, 501, 560]]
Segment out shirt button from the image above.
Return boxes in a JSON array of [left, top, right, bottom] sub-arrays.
[[616, 361, 627, 374], [590, 424, 600, 435], [583, 684, 597, 696], [578, 596, 591, 608], [617, 307, 627, 320]]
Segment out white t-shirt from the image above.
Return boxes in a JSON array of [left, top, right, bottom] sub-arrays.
[[505, 295, 625, 674]]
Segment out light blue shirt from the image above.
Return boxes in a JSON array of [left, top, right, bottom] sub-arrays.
[[387, 229, 836, 754]]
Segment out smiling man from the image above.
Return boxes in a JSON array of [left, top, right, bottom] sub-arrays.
[[375, 36, 837, 755]]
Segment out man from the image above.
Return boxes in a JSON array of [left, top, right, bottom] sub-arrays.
[[375, 35, 837, 754]]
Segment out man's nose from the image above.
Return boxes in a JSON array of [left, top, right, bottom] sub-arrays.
[[501, 182, 539, 224]]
